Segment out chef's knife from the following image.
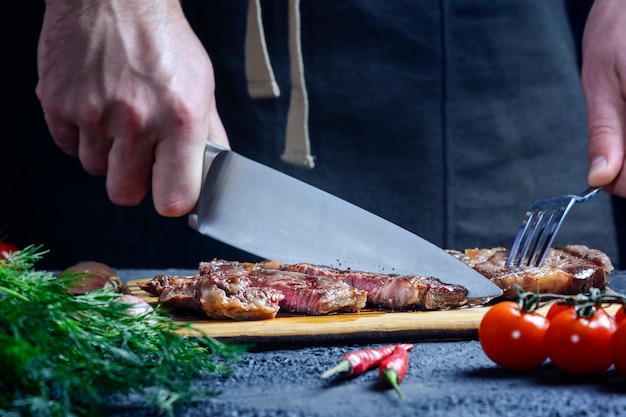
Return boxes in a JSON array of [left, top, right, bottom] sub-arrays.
[[189, 142, 503, 299]]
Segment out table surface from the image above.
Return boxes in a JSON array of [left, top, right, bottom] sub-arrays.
[[105, 270, 626, 417]]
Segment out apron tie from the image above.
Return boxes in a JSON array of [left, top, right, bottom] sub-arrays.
[[244, 0, 315, 168]]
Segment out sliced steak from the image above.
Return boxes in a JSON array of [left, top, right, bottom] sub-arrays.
[[246, 266, 367, 315], [196, 274, 284, 320], [142, 271, 283, 320], [158, 276, 203, 312], [447, 245, 613, 299], [141, 259, 367, 319], [140, 274, 183, 296], [269, 262, 468, 310], [199, 259, 367, 315], [140, 275, 201, 312]]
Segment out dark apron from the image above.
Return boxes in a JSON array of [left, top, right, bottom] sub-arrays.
[[191, 1, 618, 257]]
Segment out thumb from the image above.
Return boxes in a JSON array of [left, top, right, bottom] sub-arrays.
[[583, 75, 625, 188], [586, 109, 624, 188]]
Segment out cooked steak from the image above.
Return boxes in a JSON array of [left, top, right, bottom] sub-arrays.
[[140, 245, 613, 320], [447, 245, 613, 299], [158, 276, 202, 312], [196, 274, 284, 320], [273, 262, 468, 310], [140, 274, 185, 297], [141, 270, 284, 320], [141, 259, 367, 319], [247, 266, 367, 315], [199, 260, 366, 315]]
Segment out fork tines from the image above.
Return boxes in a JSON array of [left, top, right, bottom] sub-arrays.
[[507, 206, 569, 266], [506, 187, 602, 268]]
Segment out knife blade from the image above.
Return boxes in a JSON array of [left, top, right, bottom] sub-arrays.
[[189, 142, 502, 299]]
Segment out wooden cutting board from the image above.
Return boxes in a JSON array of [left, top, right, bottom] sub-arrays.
[[125, 278, 620, 348]]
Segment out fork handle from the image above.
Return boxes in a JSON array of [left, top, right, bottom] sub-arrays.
[[577, 186, 602, 202]]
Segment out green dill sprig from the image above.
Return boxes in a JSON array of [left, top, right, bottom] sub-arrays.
[[0, 246, 245, 417]]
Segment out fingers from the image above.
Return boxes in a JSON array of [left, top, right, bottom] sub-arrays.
[[151, 138, 203, 217], [38, 97, 80, 157], [40, 93, 228, 214], [149, 98, 231, 217], [77, 130, 113, 177], [583, 62, 626, 195], [582, 0, 626, 197], [105, 137, 153, 208]]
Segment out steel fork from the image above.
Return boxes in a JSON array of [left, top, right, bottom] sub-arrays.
[[506, 187, 602, 268]]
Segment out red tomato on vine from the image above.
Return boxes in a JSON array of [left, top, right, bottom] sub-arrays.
[[545, 307, 616, 375], [611, 321, 626, 376], [615, 306, 626, 325], [0, 242, 18, 260], [546, 299, 575, 321], [479, 301, 549, 371]]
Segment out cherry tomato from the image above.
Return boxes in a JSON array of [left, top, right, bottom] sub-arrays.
[[611, 321, 626, 376], [545, 307, 616, 375], [479, 301, 549, 371], [615, 306, 626, 325], [546, 300, 574, 321], [0, 242, 18, 260]]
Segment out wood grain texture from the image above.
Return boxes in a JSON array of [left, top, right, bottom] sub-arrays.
[[125, 278, 620, 348]]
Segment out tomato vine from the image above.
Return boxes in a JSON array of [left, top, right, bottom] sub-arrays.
[[479, 285, 626, 376]]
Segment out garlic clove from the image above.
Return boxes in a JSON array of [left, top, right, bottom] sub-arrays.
[[62, 261, 122, 295], [118, 294, 155, 316]]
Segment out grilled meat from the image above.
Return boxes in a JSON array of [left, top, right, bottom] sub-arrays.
[[249, 267, 367, 315], [196, 274, 284, 320], [199, 260, 367, 315], [273, 262, 468, 310], [141, 270, 284, 320], [140, 245, 614, 320], [141, 259, 367, 319], [447, 245, 613, 299]]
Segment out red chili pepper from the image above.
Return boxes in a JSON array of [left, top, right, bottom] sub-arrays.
[[320, 343, 413, 379], [378, 344, 410, 399]]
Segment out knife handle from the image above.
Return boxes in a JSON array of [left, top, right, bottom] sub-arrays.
[[189, 141, 229, 223], [202, 141, 229, 186]]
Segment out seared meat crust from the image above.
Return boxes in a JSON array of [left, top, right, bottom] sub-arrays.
[[196, 274, 284, 320], [141, 259, 367, 320], [140, 245, 613, 319], [274, 262, 468, 310], [447, 245, 613, 299]]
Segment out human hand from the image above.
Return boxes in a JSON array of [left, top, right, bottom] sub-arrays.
[[36, 0, 229, 216], [582, 0, 626, 197]]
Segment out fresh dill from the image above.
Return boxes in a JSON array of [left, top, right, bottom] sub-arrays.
[[0, 246, 245, 417]]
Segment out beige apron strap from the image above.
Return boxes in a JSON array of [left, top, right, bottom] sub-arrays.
[[244, 0, 314, 167], [245, 0, 280, 98], [281, 0, 315, 168]]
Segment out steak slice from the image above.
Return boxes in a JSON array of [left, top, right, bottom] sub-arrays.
[[140, 274, 183, 297], [196, 274, 284, 320], [141, 270, 284, 320], [140, 259, 367, 319], [158, 276, 203, 312], [447, 245, 613, 299], [140, 275, 201, 312], [267, 262, 468, 310], [200, 260, 367, 315], [194, 259, 285, 320], [250, 267, 367, 315]]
